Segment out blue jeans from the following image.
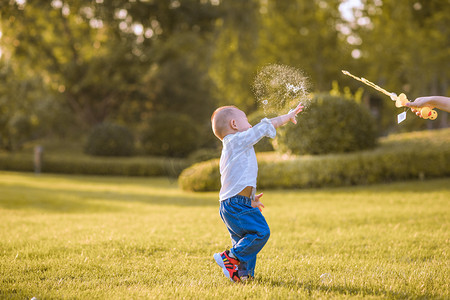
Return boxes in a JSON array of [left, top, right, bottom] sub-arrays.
[[219, 195, 270, 277]]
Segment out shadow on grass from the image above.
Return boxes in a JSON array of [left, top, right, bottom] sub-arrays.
[[1, 172, 449, 214], [260, 277, 419, 299], [0, 183, 217, 213]]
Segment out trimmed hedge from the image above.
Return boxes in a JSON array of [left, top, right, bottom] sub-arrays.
[[275, 94, 378, 155], [178, 128, 450, 191], [0, 153, 189, 177], [177, 159, 221, 192]]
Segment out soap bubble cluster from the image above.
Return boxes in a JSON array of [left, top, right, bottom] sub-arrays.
[[253, 64, 311, 115]]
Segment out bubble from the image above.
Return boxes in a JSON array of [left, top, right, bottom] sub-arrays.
[[253, 64, 311, 116], [286, 83, 301, 93], [320, 273, 332, 284]]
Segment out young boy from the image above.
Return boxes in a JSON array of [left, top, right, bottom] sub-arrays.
[[211, 103, 304, 282]]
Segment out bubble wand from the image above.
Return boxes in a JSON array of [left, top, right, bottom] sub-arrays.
[[342, 70, 437, 120]]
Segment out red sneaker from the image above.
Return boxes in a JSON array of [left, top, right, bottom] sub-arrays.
[[213, 250, 240, 282]]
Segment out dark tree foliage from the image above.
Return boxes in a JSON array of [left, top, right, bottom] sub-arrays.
[[1, 0, 221, 128]]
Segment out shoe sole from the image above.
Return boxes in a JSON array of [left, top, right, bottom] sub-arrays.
[[213, 253, 233, 282]]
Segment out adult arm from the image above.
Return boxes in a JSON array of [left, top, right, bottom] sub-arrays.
[[406, 96, 450, 113]]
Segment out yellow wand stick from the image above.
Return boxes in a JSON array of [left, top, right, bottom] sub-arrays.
[[341, 70, 437, 120]]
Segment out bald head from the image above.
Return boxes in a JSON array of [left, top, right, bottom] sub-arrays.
[[211, 106, 238, 140]]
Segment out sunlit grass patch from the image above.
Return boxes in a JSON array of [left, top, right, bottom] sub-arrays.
[[0, 172, 448, 299]]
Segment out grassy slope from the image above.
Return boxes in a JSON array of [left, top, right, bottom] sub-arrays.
[[0, 172, 449, 299]]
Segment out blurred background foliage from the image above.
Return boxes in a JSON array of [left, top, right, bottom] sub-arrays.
[[0, 0, 448, 156], [275, 94, 378, 155]]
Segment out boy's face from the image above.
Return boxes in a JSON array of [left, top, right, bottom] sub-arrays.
[[232, 109, 252, 132]]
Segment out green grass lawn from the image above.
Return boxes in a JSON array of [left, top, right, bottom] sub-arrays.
[[0, 172, 449, 299]]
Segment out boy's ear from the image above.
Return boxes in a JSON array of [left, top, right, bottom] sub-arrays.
[[230, 119, 237, 130]]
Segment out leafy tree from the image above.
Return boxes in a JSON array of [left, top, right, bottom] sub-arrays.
[[0, 62, 46, 150], [208, 0, 261, 111], [135, 36, 219, 152], [0, 0, 221, 130], [346, 0, 449, 130], [2, 1, 140, 127], [141, 112, 199, 158], [1, 0, 447, 154], [85, 122, 135, 157], [256, 0, 348, 92]]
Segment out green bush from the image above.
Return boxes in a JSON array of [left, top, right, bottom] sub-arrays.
[[178, 128, 450, 191], [276, 94, 378, 155], [141, 113, 199, 158], [247, 110, 277, 152], [85, 123, 135, 157], [178, 159, 220, 192], [257, 148, 449, 189], [188, 148, 221, 164]]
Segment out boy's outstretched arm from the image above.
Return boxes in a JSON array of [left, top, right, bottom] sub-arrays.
[[270, 103, 304, 128]]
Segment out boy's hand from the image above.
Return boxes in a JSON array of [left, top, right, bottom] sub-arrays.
[[252, 193, 265, 212], [270, 102, 304, 128], [288, 103, 304, 124]]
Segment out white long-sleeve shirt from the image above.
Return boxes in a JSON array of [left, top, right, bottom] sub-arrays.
[[219, 118, 276, 201]]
